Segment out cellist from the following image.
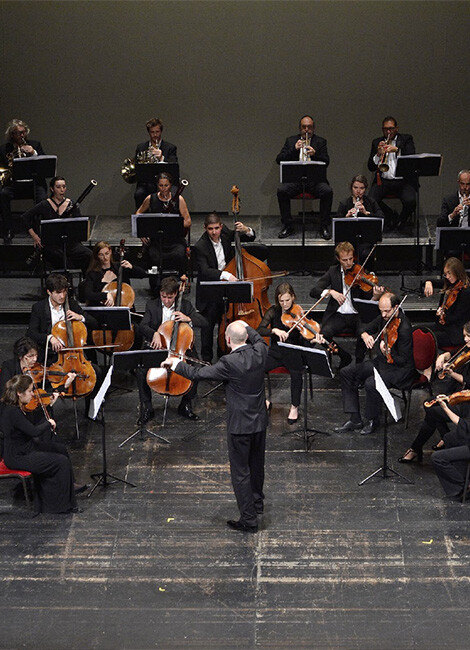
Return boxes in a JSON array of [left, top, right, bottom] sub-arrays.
[[193, 211, 255, 363]]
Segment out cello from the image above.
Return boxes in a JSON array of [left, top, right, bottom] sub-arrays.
[[218, 186, 272, 350], [91, 239, 135, 352]]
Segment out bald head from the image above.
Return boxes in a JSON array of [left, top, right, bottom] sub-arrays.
[[225, 321, 248, 348]]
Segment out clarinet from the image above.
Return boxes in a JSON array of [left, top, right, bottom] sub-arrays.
[[63, 179, 98, 216]]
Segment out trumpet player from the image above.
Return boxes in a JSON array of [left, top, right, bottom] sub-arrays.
[[134, 117, 178, 209], [367, 116, 416, 232], [0, 119, 47, 244], [437, 169, 470, 228]]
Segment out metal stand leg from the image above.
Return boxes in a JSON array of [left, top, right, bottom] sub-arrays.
[[118, 396, 170, 448]]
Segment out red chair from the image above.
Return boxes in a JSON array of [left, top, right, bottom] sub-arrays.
[[293, 192, 319, 220], [401, 327, 438, 428], [0, 458, 33, 508]]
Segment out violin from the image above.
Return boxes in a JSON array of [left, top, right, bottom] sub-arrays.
[[424, 389, 470, 409], [48, 291, 96, 398], [438, 345, 470, 380], [92, 239, 135, 352], [26, 362, 88, 385], [24, 388, 65, 413], [344, 264, 379, 293], [146, 278, 194, 398], [217, 186, 272, 352], [438, 281, 464, 325], [381, 315, 400, 364], [280, 304, 338, 353]]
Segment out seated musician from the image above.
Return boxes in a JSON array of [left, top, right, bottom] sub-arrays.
[[336, 292, 415, 435], [422, 257, 470, 349], [22, 176, 92, 275], [309, 241, 383, 369], [257, 282, 325, 424], [432, 404, 470, 500], [134, 117, 178, 210], [137, 172, 190, 293], [193, 211, 255, 363], [80, 241, 147, 306], [336, 175, 384, 265], [0, 118, 47, 244], [136, 276, 207, 423], [398, 322, 470, 464], [436, 169, 470, 229]]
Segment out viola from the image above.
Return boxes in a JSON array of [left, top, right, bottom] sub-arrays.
[[382, 315, 400, 364], [26, 362, 88, 385], [424, 389, 470, 409], [344, 264, 379, 293], [146, 278, 194, 398], [280, 304, 338, 353], [438, 345, 470, 380], [48, 292, 96, 398], [92, 239, 135, 352], [438, 281, 464, 325], [217, 186, 273, 351]]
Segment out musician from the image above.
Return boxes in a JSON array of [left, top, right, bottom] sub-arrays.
[[436, 169, 470, 228], [193, 211, 255, 363], [1, 374, 78, 514], [80, 241, 147, 306], [136, 276, 207, 423], [22, 176, 92, 275], [257, 282, 325, 424], [309, 241, 383, 369], [0, 119, 47, 244], [137, 172, 190, 293], [432, 406, 470, 500], [367, 116, 417, 230], [276, 115, 333, 240], [336, 292, 415, 435], [398, 322, 470, 464], [134, 117, 178, 209], [162, 321, 268, 533], [422, 257, 470, 348]]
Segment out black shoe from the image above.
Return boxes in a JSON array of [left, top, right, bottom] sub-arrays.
[[287, 415, 298, 424], [178, 402, 200, 421], [3, 230, 12, 245], [320, 226, 331, 240], [278, 225, 295, 239], [137, 407, 155, 425], [227, 519, 258, 533], [398, 448, 423, 463], [432, 442, 445, 451], [360, 419, 380, 435], [74, 483, 90, 495], [334, 419, 363, 433], [338, 354, 352, 370]]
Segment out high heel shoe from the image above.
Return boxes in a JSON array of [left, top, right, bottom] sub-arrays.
[[398, 448, 423, 463], [432, 441, 445, 451], [287, 407, 298, 424]]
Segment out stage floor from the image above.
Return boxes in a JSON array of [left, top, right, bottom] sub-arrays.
[[1, 324, 469, 649]]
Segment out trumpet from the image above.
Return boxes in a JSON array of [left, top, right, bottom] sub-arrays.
[[378, 132, 392, 173], [301, 135, 311, 161]]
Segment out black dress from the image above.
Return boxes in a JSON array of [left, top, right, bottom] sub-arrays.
[[80, 262, 147, 306], [1, 404, 77, 514]]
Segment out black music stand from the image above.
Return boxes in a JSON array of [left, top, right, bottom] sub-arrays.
[[135, 161, 179, 184], [278, 342, 333, 452], [280, 161, 327, 274], [353, 298, 380, 325], [113, 349, 170, 447], [332, 217, 383, 265], [396, 153, 442, 273], [12, 155, 57, 202], [359, 368, 413, 486], [82, 306, 131, 371], [435, 227, 470, 262], [132, 213, 184, 283], [87, 366, 136, 498], [40, 216, 89, 275]]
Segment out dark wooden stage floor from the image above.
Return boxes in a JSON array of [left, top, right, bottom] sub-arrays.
[[1, 318, 470, 649]]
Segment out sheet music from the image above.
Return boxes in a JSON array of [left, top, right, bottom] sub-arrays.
[[89, 365, 113, 420], [373, 368, 401, 422]]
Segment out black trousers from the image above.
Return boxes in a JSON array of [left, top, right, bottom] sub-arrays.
[[227, 429, 266, 527], [320, 312, 365, 365], [369, 179, 416, 225], [410, 402, 470, 453], [265, 346, 303, 407], [200, 299, 225, 363], [277, 181, 333, 228], [432, 445, 470, 497], [42, 241, 92, 275]]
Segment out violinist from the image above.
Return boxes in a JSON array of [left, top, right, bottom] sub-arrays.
[[137, 172, 190, 292], [257, 282, 325, 424], [80, 241, 147, 307], [432, 404, 470, 500], [193, 212, 255, 363], [1, 374, 79, 514], [336, 292, 415, 435], [136, 276, 207, 423], [398, 322, 470, 464], [422, 257, 470, 349], [309, 241, 384, 369], [22, 176, 92, 275]]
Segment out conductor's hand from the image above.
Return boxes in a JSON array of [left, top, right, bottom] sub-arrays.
[[361, 332, 375, 349], [330, 290, 346, 305]]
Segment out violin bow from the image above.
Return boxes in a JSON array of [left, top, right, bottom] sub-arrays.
[[343, 244, 377, 298], [373, 294, 408, 346], [284, 294, 328, 336]]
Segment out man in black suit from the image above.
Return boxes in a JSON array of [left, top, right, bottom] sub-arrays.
[[163, 321, 268, 533], [437, 169, 470, 228], [367, 116, 417, 230], [136, 275, 207, 423], [134, 117, 178, 209], [0, 119, 47, 244], [309, 241, 383, 368], [193, 212, 255, 362], [276, 115, 333, 240], [336, 292, 415, 435]]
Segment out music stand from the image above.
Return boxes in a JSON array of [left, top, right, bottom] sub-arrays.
[[435, 227, 470, 262], [132, 213, 184, 283], [135, 161, 179, 185], [278, 342, 333, 452], [396, 153, 442, 273], [332, 217, 383, 259], [87, 366, 137, 498], [82, 306, 131, 371], [12, 155, 57, 202], [359, 368, 413, 486], [40, 216, 89, 274], [353, 298, 380, 325], [280, 161, 327, 274], [113, 349, 170, 447]]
